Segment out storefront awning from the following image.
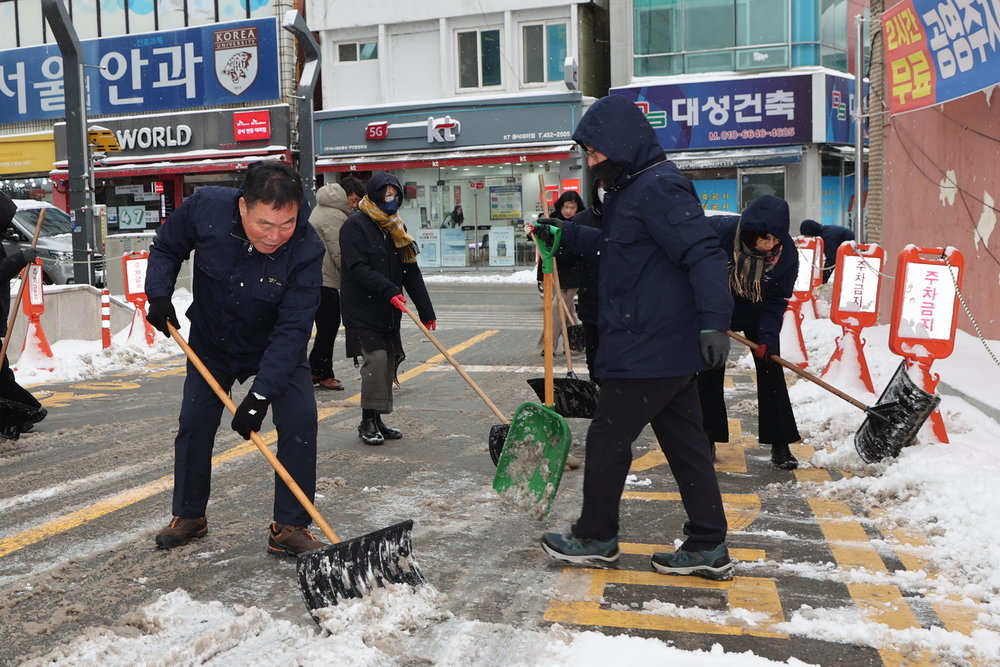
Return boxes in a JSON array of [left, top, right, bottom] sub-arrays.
[[50, 148, 291, 180], [315, 142, 577, 173], [666, 145, 803, 170]]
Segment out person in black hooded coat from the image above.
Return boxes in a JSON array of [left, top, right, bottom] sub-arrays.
[[0, 192, 46, 436], [699, 195, 802, 469], [799, 219, 855, 283], [532, 95, 736, 581], [340, 172, 436, 446], [535, 190, 585, 354]]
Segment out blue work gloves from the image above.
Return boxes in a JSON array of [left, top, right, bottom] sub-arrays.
[[232, 391, 270, 439], [145, 297, 180, 337], [699, 329, 730, 369]]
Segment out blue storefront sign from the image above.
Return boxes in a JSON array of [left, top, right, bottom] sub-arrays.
[[612, 75, 814, 150], [0, 18, 279, 123]]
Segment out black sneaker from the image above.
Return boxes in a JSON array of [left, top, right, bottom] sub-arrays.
[[651, 544, 734, 580], [540, 530, 619, 565]]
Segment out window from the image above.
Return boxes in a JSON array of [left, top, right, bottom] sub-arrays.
[[522, 22, 567, 84], [457, 28, 501, 89], [339, 42, 378, 63]]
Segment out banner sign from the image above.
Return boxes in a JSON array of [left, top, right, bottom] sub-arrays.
[[612, 75, 813, 150], [0, 18, 280, 123], [882, 0, 1000, 114]]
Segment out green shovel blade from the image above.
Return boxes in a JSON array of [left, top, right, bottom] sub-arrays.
[[492, 401, 572, 519]]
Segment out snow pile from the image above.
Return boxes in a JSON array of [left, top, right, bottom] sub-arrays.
[[423, 268, 536, 284]]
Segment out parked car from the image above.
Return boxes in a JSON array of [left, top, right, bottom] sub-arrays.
[[4, 199, 105, 285]]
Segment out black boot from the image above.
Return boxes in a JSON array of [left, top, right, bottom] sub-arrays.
[[770, 443, 798, 470], [358, 410, 384, 446], [375, 413, 402, 440]]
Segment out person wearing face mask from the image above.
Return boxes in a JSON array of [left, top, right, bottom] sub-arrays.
[[535, 190, 585, 354], [697, 195, 802, 470], [339, 172, 437, 446]]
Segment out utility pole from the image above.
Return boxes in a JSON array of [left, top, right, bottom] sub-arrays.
[[282, 10, 321, 209]]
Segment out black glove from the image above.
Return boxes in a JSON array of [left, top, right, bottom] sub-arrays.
[[232, 392, 270, 439], [20, 248, 39, 264], [529, 217, 562, 248], [145, 297, 179, 337], [699, 330, 730, 370]]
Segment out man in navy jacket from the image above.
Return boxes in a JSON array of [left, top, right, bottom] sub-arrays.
[[799, 219, 855, 283], [144, 162, 327, 556], [533, 95, 735, 580]]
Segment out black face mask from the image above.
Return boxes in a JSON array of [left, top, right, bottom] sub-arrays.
[[590, 159, 621, 185]]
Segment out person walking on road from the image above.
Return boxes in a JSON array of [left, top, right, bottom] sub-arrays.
[[307, 182, 352, 391], [0, 191, 46, 436], [531, 95, 736, 580], [569, 181, 604, 383], [339, 172, 436, 446], [535, 190, 584, 355], [144, 161, 328, 556], [799, 218, 855, 283], [698, 195, 802, 470]]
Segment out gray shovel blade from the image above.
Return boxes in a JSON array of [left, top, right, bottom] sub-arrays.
[[297, 520, 425, 621], [854, 361, 941, 464]]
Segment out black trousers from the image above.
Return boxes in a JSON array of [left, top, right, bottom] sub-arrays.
[[308, 286, 341, 381], [172, 357, 318, 526], [581, 321, 600, 385], [0, 354, 41, 410], [573, 375, 728, 551], [697, 330, 800, 446]]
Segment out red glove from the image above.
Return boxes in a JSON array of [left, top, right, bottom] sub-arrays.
[[753, 343, 768, 360], [423, 320, 437, 331], [389, 294, 407, 311]]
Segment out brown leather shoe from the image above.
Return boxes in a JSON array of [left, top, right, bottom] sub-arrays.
[[267, 522, 327, 556], [155, 516, 207, 549], [316, 377, 344, 391]]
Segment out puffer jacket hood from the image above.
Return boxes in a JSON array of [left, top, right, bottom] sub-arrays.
[[572, 95, 666, 179], [739, 195, 793, 247], [367, 172, 403, 202], [799, 219, 823, 236], [316, 182, 351, 215]]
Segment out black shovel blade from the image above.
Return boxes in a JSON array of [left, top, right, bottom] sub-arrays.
[[489, 423, 510, 466], [297, 520, 425, 621], [854, 361, 941, 464], [526, 377, 599, 419], [567, 324, 586, 352], [0, 397, 39, 441]]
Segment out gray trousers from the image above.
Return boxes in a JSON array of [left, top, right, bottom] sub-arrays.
[[359, 348, 394, 413]]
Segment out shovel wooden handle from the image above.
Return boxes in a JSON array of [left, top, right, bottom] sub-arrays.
[[726, 330, 870, 412], [0, 208, 47, 363], [549, 258, 576, 375], [401, 305, 509, 424], [168, 323, 341, 544]]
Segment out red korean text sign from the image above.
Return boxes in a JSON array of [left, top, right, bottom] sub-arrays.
[[830, 243, 884, 329], [889, 246, 964, 360], [792, 236, 823, 299], [121, 251, 150, 304]]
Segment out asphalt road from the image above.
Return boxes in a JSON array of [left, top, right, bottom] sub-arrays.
[[0, 282, 972, 665]]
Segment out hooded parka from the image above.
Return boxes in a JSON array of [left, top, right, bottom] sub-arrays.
[[311, 183, 352, 289]]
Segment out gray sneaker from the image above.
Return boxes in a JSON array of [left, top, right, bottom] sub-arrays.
[[541, 530, 619, 565], [651, 544, 734, 580]]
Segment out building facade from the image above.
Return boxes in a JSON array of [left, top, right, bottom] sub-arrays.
[[305, 0, 610, 268]]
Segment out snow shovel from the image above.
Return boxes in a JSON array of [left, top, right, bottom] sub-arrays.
[[492, 225, 573, 518], [527, 259, 598, 419], [726, 331, 939, 463], [398, 303, 512, 465], [167, 324, 425, 618]]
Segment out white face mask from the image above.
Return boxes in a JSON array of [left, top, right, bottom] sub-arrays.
[[595, 188, 606, 204]]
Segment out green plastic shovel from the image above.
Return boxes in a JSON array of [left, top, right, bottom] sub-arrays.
[[492, 223, 573, 518]]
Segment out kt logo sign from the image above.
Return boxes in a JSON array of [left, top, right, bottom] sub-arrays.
[[427, 116, 460, 143]]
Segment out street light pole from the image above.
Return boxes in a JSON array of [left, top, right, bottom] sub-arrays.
[[282, 10, 321, 209], [854, 12, 867, 244]]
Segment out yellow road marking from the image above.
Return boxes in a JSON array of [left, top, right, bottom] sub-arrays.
[[0, 331, 498, 559], [41, 391, 109, 408], [71, 381, 140, 391], [620, 542, 766, 562], [622, 492, 761, 532], [630, 419, 746, 473], [544, 567, 786, 638]]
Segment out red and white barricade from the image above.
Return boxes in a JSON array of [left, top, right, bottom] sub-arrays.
[[821, 243, 883, 392], [100, 288, 112, 349], [781, 236, 824, 367], [15, 258, 54, 371], [888, 245, 964, 444], [122, 251, 156, 346]]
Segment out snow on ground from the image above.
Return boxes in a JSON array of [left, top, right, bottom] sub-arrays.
[[422, 268, 537, 284], [12, 277, 1000, 664]]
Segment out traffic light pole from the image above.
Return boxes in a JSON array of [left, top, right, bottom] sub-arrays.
[[42, 0, 99, 286]]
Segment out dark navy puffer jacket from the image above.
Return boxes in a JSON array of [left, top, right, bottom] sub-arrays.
[[145, 186, 324, 399], [339, 172, 435, 332], [800, 219, 855, 283], [707, 195, 798, 352], [557, 94, 733, 379]]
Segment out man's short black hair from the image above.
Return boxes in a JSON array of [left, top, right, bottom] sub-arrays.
[[339, 176, 366, 198], [241, 161, 303, 208]]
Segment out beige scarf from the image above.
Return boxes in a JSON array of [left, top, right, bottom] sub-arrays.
[[358, 195, 418, 263], [728, 220, 782, 303]]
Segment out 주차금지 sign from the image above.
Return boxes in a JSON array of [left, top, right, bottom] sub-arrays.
[[882, 0, 1000, 114]]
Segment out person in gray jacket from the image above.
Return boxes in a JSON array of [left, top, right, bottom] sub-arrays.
[[307, 182, 352, 390]]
